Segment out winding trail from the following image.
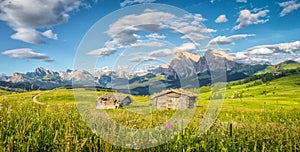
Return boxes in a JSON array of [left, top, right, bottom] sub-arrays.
[[32, 92, 46, 105]]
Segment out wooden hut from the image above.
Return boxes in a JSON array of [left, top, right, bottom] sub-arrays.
[[96, 94, 133, 109], [150, 89, 198, 110]]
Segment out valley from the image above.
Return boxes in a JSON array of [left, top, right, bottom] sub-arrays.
[[1, 71, 300, 151], [0, 50, 269, 95]]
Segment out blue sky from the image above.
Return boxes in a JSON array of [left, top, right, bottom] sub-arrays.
[[1, 0, 300, 75]]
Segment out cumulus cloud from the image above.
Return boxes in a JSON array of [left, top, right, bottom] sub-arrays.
[[175, 43, 198, 52], [208, 34, 255, 46], [0, 0, 82, 43], [2, 48, 54, 62], [232, 41, 300, 64], [130, 41, 166, 48], [246, 41, 300, 54], [10, 28, 44, 44], [236, 0, 247, 3], [42, 30, 58, 40], [177, 23, 216, 40], [128, 56, 156, 62], [94, 9, 215, 57], [106, 10, 214, 43], [87, 47, 117, 57], [234, 9, 269, 30], [146, 33, 166, 39], [279, 0, 300, 17], [120, 0, 156, 7], [106, 11, 175, 47], [149, 49, 173, 57], [248, 48, 273, 55], [295, 57, 300, 62], [128, 48, 173, 62], [215, 14, 228, 23]]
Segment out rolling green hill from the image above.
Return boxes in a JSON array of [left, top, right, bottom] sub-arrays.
[[256, 60, 300, 75], [1, 73, 300, 151], [0, 89, 9, 95], [29, 72, 300, 112]]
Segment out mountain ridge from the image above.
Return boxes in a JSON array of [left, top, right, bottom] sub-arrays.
[[1, 50, 297, 94]]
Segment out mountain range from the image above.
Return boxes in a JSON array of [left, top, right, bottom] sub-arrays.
[[1, 49, 296, 95]]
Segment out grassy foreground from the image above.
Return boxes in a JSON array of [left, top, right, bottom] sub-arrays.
[[1, 74, 300, 151]]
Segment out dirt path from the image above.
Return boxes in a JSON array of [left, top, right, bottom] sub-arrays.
[[32, 92, 46, 105]]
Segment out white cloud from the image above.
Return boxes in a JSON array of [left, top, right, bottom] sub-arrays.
[[0, 0, 82, 43], [87, 47, 117, 57], [106, 11, 175, 47], [295, 57, 300, 62], [175, 43, 198, 52], [42, 30, 58, 40], [183, 14, 206, 22], [234, 52, 247, 59], [248, 48, 273, 55], [232, 41, 300, 64], [146, 33, 166, 39], [246, 41, 300, 54], [177, 23, 216, 41], [107, 10, 214, 47], [181, 33, 209, 41], [120, 0, 156, 7], [97, 10, 215, 57], [2, 48, 54, 62], [10, 28, 44, 44], [149, 49, 173, 57], [128, 56, 156, 62], [215, 14, 228, 23], [178, 25, 216, 34], [236, 0, 247, 3], [279, 0, 300, 17], [130, 41, 166, 48], [208, 34, 255, 46], [234, 9, 269, 30]]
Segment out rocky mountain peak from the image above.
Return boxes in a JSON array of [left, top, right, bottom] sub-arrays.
[[69, 70, 95, 82], [34, 67, 55, 77], [204, 49, 233, 62], [0, 74, 8, 81], [173, 50, 201, 63], [10, 72, 25, 83], [203, 49, 237, 71], [168, 51, 201, 79], [160, 64, 169, 69]]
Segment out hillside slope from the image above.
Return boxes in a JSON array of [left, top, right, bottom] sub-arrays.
[[199, 73, 300, 110], [0, 89, 9, 95], [256, 60, 300, 75]]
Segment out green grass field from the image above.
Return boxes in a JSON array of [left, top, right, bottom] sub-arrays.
[[0, 88, 10, 96], [1, 74, 300, 151], [256, 61, 300, 75]]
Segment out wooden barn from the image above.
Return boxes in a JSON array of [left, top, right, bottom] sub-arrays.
[[96, 94, 133, 109], [150, 89, 198, 110]]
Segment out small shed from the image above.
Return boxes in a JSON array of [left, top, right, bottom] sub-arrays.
[[150, 89, 198, 110], [96, 94, 133, 109]]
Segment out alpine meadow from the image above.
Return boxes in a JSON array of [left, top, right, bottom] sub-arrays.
[[1, 0, 300, 151]]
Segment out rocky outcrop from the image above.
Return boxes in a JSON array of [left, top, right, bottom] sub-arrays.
[[166, 49, 267, 79], [0, 74, 8, 81], [10, 73, 25, 83], [34, 67, 56, 77], [168, 51, 200, 79]]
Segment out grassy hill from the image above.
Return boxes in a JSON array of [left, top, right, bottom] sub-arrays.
[[256, 60, 300, 75], [1, 73, 300, 151], [0, 89, 9, 95]]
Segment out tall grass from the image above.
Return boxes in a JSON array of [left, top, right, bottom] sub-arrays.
[[1, 74, 300, 151]]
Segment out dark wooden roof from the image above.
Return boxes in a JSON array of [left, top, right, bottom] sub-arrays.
[[150, 88, 198, 100]]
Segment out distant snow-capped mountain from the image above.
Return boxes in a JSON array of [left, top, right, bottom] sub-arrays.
[[1, 49, 272, 93]]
